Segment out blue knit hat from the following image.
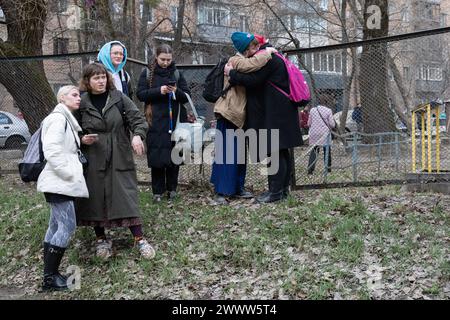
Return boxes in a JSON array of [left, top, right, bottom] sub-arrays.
[[231, 32, 255, 54]]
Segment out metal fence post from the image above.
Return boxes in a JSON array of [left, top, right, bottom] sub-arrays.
[[378, 135, 382, 176], [395, 133, 399, 172], [352, 132, 358, 183]]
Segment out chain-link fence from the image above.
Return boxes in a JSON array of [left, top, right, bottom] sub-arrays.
[[288, 29, 450, 188], [1, 29, 450, 190]]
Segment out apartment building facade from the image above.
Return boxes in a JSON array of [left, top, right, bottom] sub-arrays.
[[388, 0, 450, 106]]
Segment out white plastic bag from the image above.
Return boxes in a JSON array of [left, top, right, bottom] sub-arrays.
[[172, 93, 205, 153]]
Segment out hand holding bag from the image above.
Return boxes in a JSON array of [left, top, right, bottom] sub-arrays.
[[172, 93, 205, 153]]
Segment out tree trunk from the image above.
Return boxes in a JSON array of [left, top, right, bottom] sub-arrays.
[[387, 53, 413, 132], [339, 0, 353, 143], [97, 0, 117, 39], [173, 0, 186, 61], [359, 0, 396, 141], [0, 0, 56, 133]]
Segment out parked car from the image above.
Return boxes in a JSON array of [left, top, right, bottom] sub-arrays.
[[0, 111, 31, 148]]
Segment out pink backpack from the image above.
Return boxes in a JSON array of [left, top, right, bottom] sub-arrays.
[[269, 52, 310, 107]]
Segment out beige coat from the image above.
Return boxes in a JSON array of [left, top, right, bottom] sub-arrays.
[[214, 51, 273, 128]]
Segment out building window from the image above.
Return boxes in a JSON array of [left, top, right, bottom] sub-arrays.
[[418, 65, 442, 81], [192, 51, 204, 65], [310, 52, 342, 73], [298, 53, 312, 70], [313, 53, 321, 71], [139, 2, 153, 23], [403, 66, 410, 79], [291, 15, 309, 30], [334, 54, 342, 73], [265, 18, 277, 34], [401, 8, 410, 22], [388, 69, 394, 81], [440, 13, 447, 27], [428, 67, 442, 81], [239, 15, 249, 32], [112, 2, 122, 20], [53, 38, 69, 54], [170, 6, 178, 27], [198, 6, 230, 26], [423, 2, 440, 20], [311, 17, 327, 33], [51, 0, 68, 14], [328, 54, 335, 72]]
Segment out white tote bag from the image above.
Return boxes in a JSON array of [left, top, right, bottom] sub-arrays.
[[172, 93, 205, 153]]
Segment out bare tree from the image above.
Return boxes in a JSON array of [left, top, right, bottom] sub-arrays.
[[0, 0, 56, 132], [359, 0, 396, 139]]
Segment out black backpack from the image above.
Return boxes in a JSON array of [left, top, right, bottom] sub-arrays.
[[202, 58, 232, 103], [18, 117, 68, 182]]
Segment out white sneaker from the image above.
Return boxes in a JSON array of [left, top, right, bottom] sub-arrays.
[[95, 239, 112, 259], [136, 239, 156, 259]]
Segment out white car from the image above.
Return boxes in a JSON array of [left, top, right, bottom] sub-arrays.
[[0, 111, 31, 148]]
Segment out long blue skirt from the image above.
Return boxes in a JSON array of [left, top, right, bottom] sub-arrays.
[[210, 118, 246, 196]]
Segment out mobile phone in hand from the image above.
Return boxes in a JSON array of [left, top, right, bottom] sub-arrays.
[[85, 133, 99, 140], [166, 81, 177, 87]]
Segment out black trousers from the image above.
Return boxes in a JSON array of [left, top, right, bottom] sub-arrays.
[[268, 149, 292, 193], [308, 146, 332, 174], [151, 166, 180, 195]]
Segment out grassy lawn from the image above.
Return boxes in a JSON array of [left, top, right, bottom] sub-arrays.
[[0, 175, 449, 300]]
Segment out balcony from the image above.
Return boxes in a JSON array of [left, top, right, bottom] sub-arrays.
[[81, 19, 98, 32], [197, 24, 239, 43], [415, 79, 444, 93]]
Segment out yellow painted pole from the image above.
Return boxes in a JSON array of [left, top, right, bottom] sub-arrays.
[[436, 107, 440, 173], [421, 112, 426, 171], [412, 111, 416, 172], [427, 104, 432, 173]]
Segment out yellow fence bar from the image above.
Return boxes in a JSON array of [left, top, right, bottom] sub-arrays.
[[436, 107, 441, 173], [411, 102, 442, 174], [412, 112, 416, 172], [427, 104, 432, 173], [421, 112, 426, 171]]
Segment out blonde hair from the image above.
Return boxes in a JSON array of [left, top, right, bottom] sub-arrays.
[[57, 85, 79, 103]]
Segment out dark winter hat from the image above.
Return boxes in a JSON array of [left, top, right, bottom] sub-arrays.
[[231, 32, 255, 53]]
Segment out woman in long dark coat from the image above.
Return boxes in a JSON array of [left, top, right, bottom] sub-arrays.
[[136, 44, 190, 202], [226, 42, 302, 203], [76, 63, 155, 260]]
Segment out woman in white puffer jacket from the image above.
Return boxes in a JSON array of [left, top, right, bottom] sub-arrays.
[[37, 85, 88, 291]]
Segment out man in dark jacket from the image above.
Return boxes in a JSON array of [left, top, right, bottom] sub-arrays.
[[225, 43, 302, 203]]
